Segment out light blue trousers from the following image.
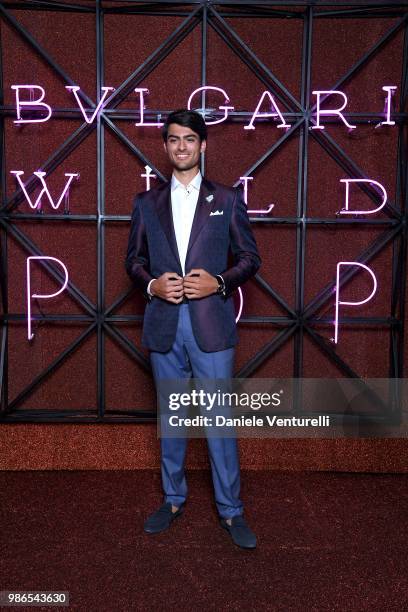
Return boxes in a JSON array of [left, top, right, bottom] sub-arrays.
[[150, 303, 243, 519]]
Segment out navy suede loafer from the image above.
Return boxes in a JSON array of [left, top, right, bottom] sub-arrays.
[[143, 502, 183, 534], [220, 515, 257, 549]]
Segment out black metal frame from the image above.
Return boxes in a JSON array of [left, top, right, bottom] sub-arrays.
[[0, 1, 407, 422]]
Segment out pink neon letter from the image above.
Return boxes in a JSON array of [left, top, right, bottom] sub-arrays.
[[187, 86, 234, 125], [334, 262, 377, 344], [10, 171, 79, 210], [141, 165, 157, 191], [134, 88, 164, 127], [312, 91, 356, 130], [65, 86, 114, 124], [339, 179, 387, 215], [244, 91, 289, 130], [239, 176, 274, 214], [26, 256, 69, 340], [239, 176, 253, 204], [12, 85, 52, 124], [380, 86, 397, 126], [236, 287, 243, 323]]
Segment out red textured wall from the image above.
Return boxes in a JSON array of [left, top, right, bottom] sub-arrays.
[[0, 5, 407, 469]]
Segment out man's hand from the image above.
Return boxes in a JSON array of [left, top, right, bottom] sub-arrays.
[[150, 272, 184, 304], [183, 268, 218, 299]]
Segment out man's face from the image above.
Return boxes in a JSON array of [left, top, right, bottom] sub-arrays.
[[164, 123, 206, 172]]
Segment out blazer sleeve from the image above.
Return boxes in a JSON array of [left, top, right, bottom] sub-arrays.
[[125, 195, 154, 299], [221, 188, 261, 296]]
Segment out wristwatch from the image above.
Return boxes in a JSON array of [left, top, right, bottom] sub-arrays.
[[215, 274, 226, 296]]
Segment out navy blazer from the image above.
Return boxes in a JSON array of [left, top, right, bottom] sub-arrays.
[[125, 177, 261, 352]]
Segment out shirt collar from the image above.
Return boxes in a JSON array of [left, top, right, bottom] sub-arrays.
[[171, 171, 202, 192]]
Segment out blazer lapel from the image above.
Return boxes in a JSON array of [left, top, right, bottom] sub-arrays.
[[186, 177, 217, 255], [155, 182, 182, 269]]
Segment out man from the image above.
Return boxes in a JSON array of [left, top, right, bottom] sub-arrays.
[[125, 109, 261, 549]]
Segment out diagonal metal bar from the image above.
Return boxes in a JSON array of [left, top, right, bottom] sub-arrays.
[[232, 118, 304, 186], [0, 219, 96, 315], [304, 326, 396, 417], [310, 13, 408, 113], [208, 4, 303, 113], [310, 127, 402, 220], [253, 273, 297, 318], [8, 322, 96, 411], [103, 4, 203, 110], [303, 223, 402, 319], [103, 116, 166, 181], [103, 321, 151, 373], [0, 1, 118, 216], [104, 285, 136, 317], [1, 122, 95, 213], [0, 3, 94, 107], [208, 17, 295, 115], [235, 323, 298, 378], [304, 324, 362, 378]]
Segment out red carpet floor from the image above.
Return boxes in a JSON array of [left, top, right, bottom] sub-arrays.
[[1, 470, 407, 611]]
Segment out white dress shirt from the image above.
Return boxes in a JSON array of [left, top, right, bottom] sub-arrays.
[[170, 170, 202, 275], [147, 171, 202, 295]]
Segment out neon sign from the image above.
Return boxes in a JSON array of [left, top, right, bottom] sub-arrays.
[[187, 86, 234, 125], [11, 83, 397, 342], [239, 176, 274, 214], [334, 262, 378, 344], [12, 85, 52, 124], [244, 91, 289, 131], [11, 170, 79, 210], [311, 91, 357, 131], [339, 178, 387, 215], [236, 288, 243, 323], [141, 165, 157, 191], [134, 88, 164, 127], [11, 84, 398, 130], [65, 86, 114, 124], [26, 256, 69, 340], [381, 86, 397, 126]]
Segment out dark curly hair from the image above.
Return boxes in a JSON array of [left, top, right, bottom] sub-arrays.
[[162, 108, 207, 143]]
